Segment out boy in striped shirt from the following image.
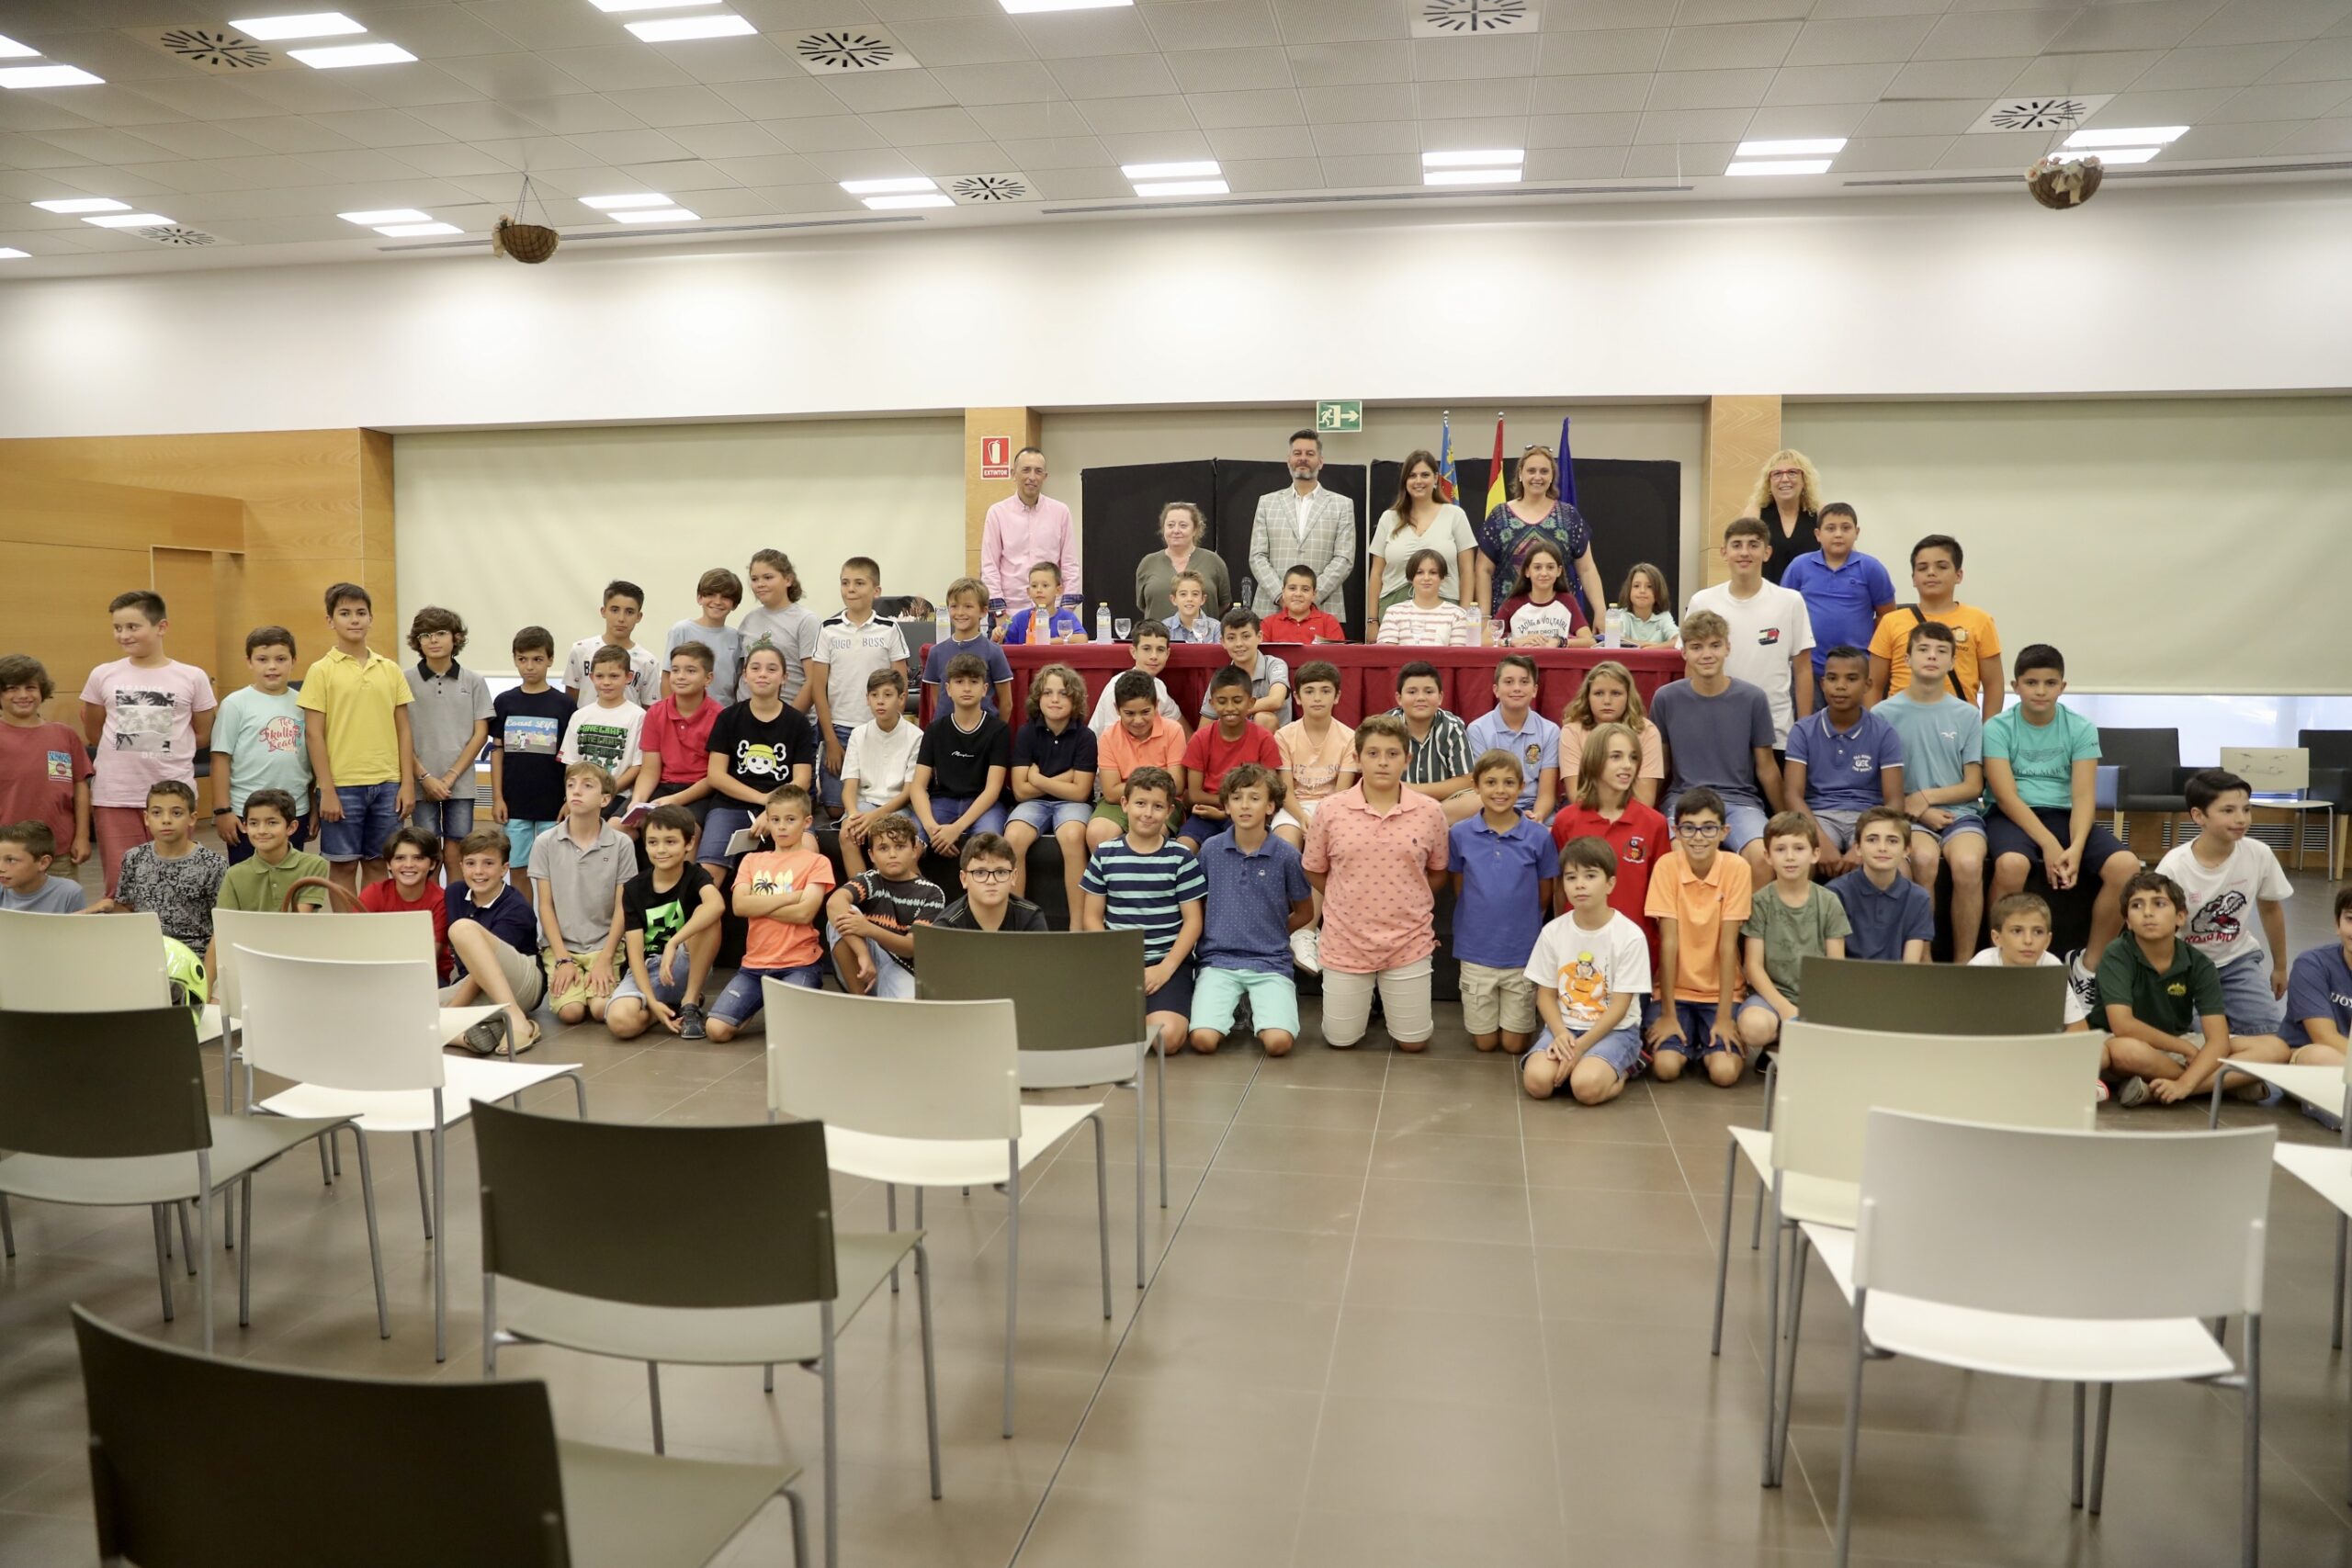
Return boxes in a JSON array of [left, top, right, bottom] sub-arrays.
[[1079, 765, 1206, 1054]]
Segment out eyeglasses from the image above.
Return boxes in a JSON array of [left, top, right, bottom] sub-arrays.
[[965, 866, 1014, 883], [1768, 468, 1804, 480], [1677, 822, 1725, 839]]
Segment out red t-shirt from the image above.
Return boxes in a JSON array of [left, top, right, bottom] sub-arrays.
[[1259, 606, 1346, 645], [359, 878, 453, 980], [1549, 799, 1670, 972], [1181, 719, 1283, 797], [642, 695, 720, 785], [0, 720, 92, 851]]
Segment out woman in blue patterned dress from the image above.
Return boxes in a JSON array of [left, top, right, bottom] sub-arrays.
[[1474, 445, 1608, 626]]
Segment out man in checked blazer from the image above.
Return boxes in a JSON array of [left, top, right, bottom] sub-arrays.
[[1248, 428, 1357, 623]]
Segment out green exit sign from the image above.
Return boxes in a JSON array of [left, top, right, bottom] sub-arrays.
[[1314, 400, 1363, 434]]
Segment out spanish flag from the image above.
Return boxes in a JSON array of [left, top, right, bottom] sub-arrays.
[[1484, 413, 1507, 516]]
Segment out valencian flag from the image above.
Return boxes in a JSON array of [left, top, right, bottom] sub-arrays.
[[1484, 413, 1508, 518], [1435, 412, 1458, 503]]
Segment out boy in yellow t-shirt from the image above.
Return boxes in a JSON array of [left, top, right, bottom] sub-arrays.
[[297, 582, 415, 896], [1866, 534, 2003, 724]]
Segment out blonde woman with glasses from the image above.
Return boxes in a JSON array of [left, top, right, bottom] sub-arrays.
[[1743, 448, 1824, 584]]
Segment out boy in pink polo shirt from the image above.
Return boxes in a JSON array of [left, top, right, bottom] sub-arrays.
[[1301, 714, 1451, 1052]]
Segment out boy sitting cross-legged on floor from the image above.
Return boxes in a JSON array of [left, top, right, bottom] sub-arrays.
[[1967, 891, 2094, 1033], [2098, 869, 2288, 1108], [707, 784, 833, 1043], [442, 827, 548, 1055], [1521, 835, 1654, 1105], [606, 803, 723, 1042]]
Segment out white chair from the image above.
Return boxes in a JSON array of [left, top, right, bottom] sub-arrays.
[[763, 983, 1109, 1438], [1833, 1110, 2275, 1567], [1751, 1021, 2102, 1490], [237, 947, 586, 1363], [2210, 1051, 2352, 1344], [2268, 1141, 2352, 1503]]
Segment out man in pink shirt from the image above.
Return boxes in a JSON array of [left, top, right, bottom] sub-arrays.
[[980, 446, 1081, 620], [1302, 714, 1451, 1052]]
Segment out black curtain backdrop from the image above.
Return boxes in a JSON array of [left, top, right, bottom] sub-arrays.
[[1079, 459, 1215, 623], [1210, 459, 1370, 640], [1371, 456, 1684, 615]]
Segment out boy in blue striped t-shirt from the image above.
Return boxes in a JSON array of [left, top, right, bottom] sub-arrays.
[[1079, 764, 1206, 1054]]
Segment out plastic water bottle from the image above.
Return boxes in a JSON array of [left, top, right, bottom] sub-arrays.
[[933, 604, 950, 651], [1095, 603, 1113, 645], [1603, 604, 1625, 648]]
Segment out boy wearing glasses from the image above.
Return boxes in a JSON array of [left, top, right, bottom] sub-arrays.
[[935, 832, 1048, 932], [1643, 788, 1755, 1088]]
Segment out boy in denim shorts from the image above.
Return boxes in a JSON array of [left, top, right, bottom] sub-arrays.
[[1522, 836, 1653, 1105], [298, 582, 413, 896]]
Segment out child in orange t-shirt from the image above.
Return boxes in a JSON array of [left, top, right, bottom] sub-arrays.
[[705, 784, 832, 1042], [1088, 670, 1187, 853], [1642, 787, 1755, 1089]]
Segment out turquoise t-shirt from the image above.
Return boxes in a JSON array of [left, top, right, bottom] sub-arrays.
[[1878, 692, 1982, 798], [1982, 704, 2098, 813], [209, 686, 313, 812]]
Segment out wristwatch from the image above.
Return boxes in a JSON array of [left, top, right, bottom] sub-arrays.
[[212, 807, 232, 816]]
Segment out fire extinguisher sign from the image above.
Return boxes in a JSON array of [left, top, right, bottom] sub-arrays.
[[979, 436, 1011, 479]]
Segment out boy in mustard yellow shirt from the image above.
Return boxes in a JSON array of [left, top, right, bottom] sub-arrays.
[[298, 581, 415, 896]]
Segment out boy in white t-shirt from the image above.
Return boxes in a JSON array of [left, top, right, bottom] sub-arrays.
[[2155, 769, 2293, 1044], [1521, 834, 1653, 1105], [839, 668, 922, 876], [1967, 892, 2094, 1032], [559, 647, 647, 806], [1684, 515, 1815, 749]]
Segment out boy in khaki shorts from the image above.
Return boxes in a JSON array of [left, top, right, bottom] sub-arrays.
[[1447, 750, 1560, 1055]]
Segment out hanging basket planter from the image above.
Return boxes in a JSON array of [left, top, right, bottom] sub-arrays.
[[492, 215, 560, 264], [2025, 152, 2103, 210]]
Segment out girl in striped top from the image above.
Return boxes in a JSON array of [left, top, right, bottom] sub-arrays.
[[1374, 549, 1477, 649]]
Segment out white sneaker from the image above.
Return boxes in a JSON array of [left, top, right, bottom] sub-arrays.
[[2093, 1077, 2110, 1103], [2117, 1076, 2150, 1109], [1290, 926, 1322, 976]]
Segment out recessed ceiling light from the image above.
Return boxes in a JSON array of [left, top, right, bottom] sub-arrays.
[[2065, 126, 2187, 149], [1000, 0, 1133, 12], [33, 197, 130, 213], [580, 193, 672, 209], [862, 193, 954, 209], [0, 65, 106, 88], [1421, 149, 1523, 168], [0, 34, 38, 58], [228, 12, 366, 40], [375, 221, 460, 236], [2073, 145, 2160, 164], [1121, 160, 1218, 180], [1735, 137, 1846, 158], [840, 176, 937, 195], [1725, 159, 1832, 176], [613, 207, 698, 222], [589, 0, 717, 9], [0, 248, 28, 259], [84, 212, 172, 227], [1423, 167, 1521, 186], [1132, 179, 1227, 197], [288, 41, 416, 67], [338, 208, 431, 225], [625, 14, 756, 40]]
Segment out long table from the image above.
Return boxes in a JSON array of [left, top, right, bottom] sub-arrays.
[[922, 643, 1681, 726]]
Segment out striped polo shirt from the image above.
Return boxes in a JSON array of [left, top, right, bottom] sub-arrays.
[[1079, 836, 1207, 964]]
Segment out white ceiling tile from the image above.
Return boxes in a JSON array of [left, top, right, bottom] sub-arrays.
[[2263, 34, 2352, 81], [1534, 28, 1667, 76], [1093, 128, 1211, 162], [564, 129, 690, 164], [403, 100, 548, 140], [1538, 0, 1668, 28], [2001, 51, 2166, 97], [821, 71, 958, 113], [1412, 36, 1539, 81], [965, 100, 1094, 138], [1527, 110, 1642, 146], [394, 141, 518, 178], [1645, 67, 1776, 108], [367, 6, 524, 59], [1623, 141, 1733, 175], [1782, 15, 1938, 66], [1673, 0, 1816, 22], [504, 164, 627, 197], [450, 2, 613, 52], [1741, 101, 1871, 138], [665, 38, 804, 86], [435, 51, 597, 100], [34, 125, 186, 164], [446, 169, 537, 198], [1046, 52, 1179, 99], [0, 96, 113, 136], [1883, 56, 2036, 97], [1633, 107, 1756, 142], [865, 105, 988, 144], [33, 164, 178, 198], [341, 63, 494, 111], [1167, 47, 1295, 93], [1221, 155, 1321, 191], [611, 157, 737, 189], [1763, 62, 1901, 104], [103, 159, 216, 192], [1077, 94, 1195, 134], [1143, 0, 1281, 52], [2267, 114, 2352, 151], [1528, 144, 1631, 179], [899, 140, 1010, 174], [934, 62, 1064, 104], [1299, 83, 1413, 123], [1854, 97, 1983, 134], [216, 116, 365, 154], [1313, 152, 1418, 186], [2132, 42, 2300, 90], [530, 46, 698, 94], [763, 115, 889, 152], [708, 150, 822, 184], [2206, 77, 2352, 119], [593, 85, 739, 129], [2047, 0, 2222, 54], [645, 185, 769, 219], [885, 17, 1034, 68], [1013, 7, 1158, 60], [2186, 0, 2349, 48], [713, 78, 849, 118], [666, 121, 783, 159], [1307, 117, 1414, 154], [1416, 77, 1528, 118], [1660, 21, 1803, 72], [1826, 133, 1959, 170], [1025, 165, 1129, 199], [303, 108, 452, 149], [175, 72, 379, 117], [994, 134, 1109, 169], [469, 135, 601, 171], [1188, 87, 1306, 127], [25, 85, 224, 129], [1934, 130, 2050, 168], [1530, 73, 1656, 114], [1207, 122, 1317, 158], [21, 32, 187, 85], [2166, 119, 2292, 156], [0, 135, 90, 171], [1285, 41, 1411, 86], [1914, 7, 2083, 61], [2086, 85, 2241, 122], [1276, 0, 1410, 45], [292, 148, 443, 181]]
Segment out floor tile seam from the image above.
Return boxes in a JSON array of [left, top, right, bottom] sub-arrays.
[[1512, 1059, 1573, 1548], [1002, 1051, 1271, 1567]]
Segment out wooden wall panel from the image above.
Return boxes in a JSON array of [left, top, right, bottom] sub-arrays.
[[6, 540, 153, 724], [150, 547, 224, 697], [1700, 395, 1781, 589]]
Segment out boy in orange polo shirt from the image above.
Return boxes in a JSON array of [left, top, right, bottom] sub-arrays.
[[1643, 787, 1755, 1088], [1302, 714, 1451, 1053], [1087, 671, 1187, 853]]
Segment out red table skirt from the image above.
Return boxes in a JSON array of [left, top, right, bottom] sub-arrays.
[[923, 643, 1681, 728]]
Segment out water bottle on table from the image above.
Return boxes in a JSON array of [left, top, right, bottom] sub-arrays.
[[1095, 603, 1113, 645]]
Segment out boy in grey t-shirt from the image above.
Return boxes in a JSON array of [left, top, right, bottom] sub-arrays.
[[1873, 617, 1988, 956], [1650, 608, 1782, 877], [405, 606, 495, 875], [0, 821, 85, 911]]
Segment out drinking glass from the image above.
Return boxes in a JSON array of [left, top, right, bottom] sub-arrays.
[[1114, 617, 1133, 641]]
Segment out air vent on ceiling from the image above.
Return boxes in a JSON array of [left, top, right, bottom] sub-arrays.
[[1411, 0, 1537, 37], [130, 225, 226, 246], [1968, 95, 2112, 133], [945, 173, 1036, 204], [792, 28, 917, 74], [131, 26, 293, 73]]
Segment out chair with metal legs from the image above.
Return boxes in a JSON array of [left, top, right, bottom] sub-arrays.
[[764, 983, 1108, 1439], [73, 1303, 808, 1568], [0, 1007, 369, 1353], [2210, 1051, 2352, 1345], [916, 925, 1159, 1287], [473, 1100, 939, 1568], [1829, 1111, 2274, 1567], [236, 947, 586, 1362]]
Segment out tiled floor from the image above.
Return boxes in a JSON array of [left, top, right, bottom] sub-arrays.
[[5, 867, 2352, 1566]]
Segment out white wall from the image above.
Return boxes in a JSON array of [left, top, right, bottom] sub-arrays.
[[4, 184, 2349, 440]]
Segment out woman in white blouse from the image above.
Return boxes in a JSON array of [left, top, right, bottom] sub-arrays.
[[1366, 448, 1476, 641]]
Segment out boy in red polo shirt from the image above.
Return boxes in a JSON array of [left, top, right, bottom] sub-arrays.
[[629, 641, 721, 833], [1259, 564, 1347, 646], [1303, 715, 1451, 1053], [1177, 665, 1286, 851]]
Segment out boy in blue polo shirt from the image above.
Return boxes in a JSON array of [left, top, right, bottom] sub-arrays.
[[1448, 750, 1561, 1055], [1780, 502, 1894, 678], [1781, 646, 1904, 876], [1189, 763, 1315, 1056], [1463, 653, 1560, 819], [1828, 807, 1934, 962], [2281, 888, 2352, 1068]]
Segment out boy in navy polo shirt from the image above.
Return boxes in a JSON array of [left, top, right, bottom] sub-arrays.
[[1189, 763, 1314, 1056], [1828, 807, 1934, 962], [1781, 646, 1904, 876], [1448, 750, 1561, 1055], [1780, 502, 1894, 679]]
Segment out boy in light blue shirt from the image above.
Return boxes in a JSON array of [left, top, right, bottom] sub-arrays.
[[1781, 646, 1903, 876], [209, 625, 313, 866], [1463, 653, 1560, 819], [1875, 617, 1987, 958]]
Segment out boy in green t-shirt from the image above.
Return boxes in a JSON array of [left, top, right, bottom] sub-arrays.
[[209, 788, 333, 971], [2097, 870, 2288, 1108], [1982, 643, 2137, 973]]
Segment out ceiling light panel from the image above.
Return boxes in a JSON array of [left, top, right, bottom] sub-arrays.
[[2064, 126, 2187, 148], [0, 248, 28, 259], [1121, 160, 1218, 180], [227, 13, 365, 40], [1725, 159, 1832, 175], [626, 15, 757, 41], [589, 0, 715, 9], [85, 212, 172, 227], [288, 42, 415, 67], [1132, 179, 1227, 197], [34, 197, 130, 213], [1735, 138, 1846, 157], [1421, 149, 1523, 168], [2074, 146, 2160, 164], [999, 0, 1134, 12], [0, 65, 106, 88], [1423, 168, 1521, 186], [0, 34, 37, 58], [375, 221, 459, 236], [338, 208, 430, 224]]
